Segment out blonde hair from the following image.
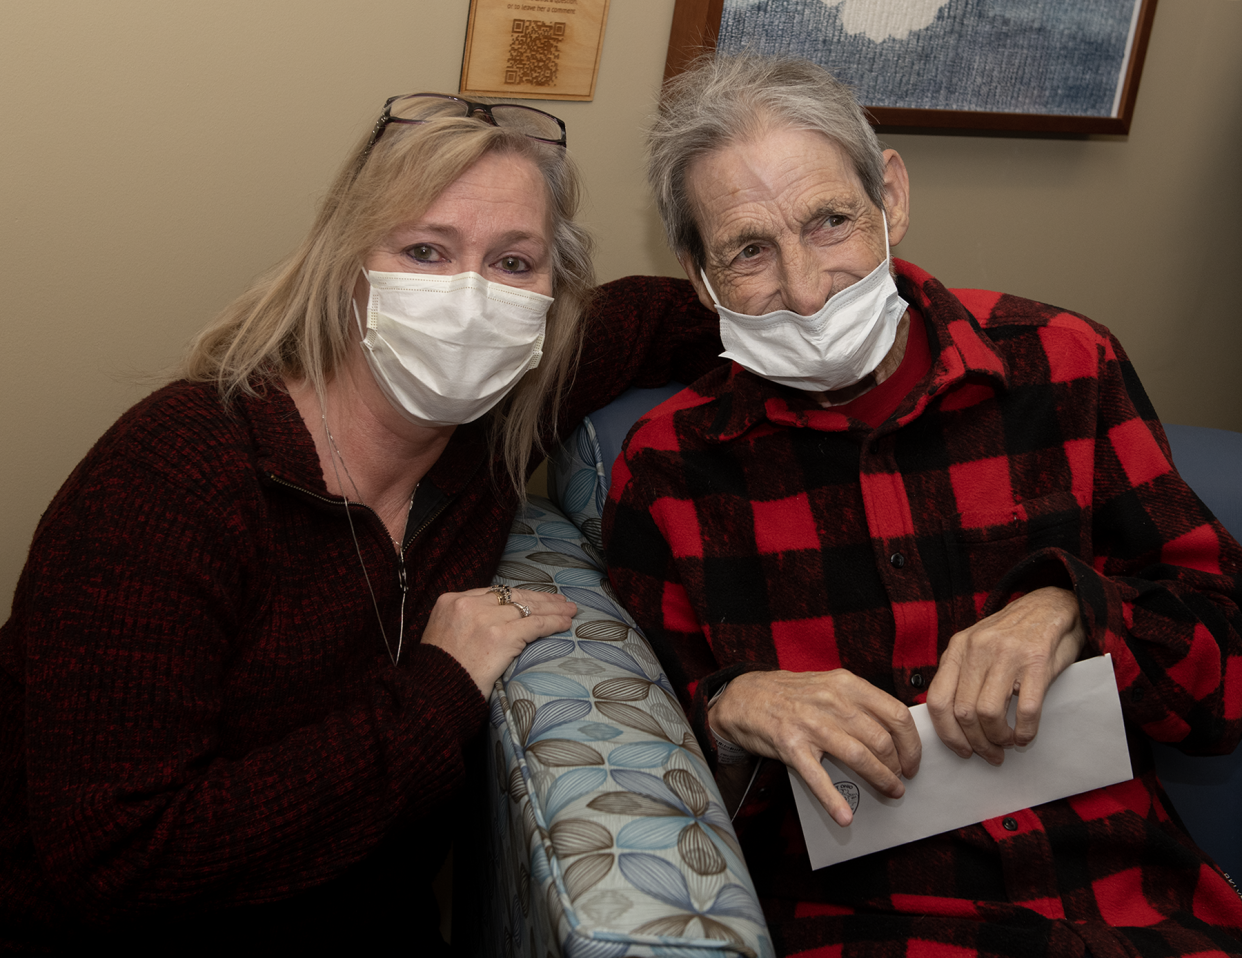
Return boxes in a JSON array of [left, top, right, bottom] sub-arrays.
[[181, 113, 594, 495]]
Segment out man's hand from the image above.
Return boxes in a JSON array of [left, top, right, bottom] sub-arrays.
[[926, 586, 1086, 765], [708, 669, 922, 827]]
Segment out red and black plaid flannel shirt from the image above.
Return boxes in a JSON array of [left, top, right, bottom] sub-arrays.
[[604, 260, 1242, 957]]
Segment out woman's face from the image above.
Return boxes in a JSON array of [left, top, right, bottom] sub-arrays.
[[363, 151, 553, 296]]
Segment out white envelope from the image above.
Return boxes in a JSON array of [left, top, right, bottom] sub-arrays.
[[789, 654, 1133, 869]]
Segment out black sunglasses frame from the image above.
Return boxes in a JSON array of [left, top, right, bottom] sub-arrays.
[[359, 93, 568, 166]]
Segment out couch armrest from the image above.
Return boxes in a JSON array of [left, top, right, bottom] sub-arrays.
[[475, 497, 771, 958], [547, 384, 686, 554]]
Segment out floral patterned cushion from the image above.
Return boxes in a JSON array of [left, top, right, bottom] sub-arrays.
[[547, 384, 685, 554], [481, 496, 772, 958]]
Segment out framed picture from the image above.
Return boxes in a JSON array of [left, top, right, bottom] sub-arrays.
[[664, 0, 1158, 134]]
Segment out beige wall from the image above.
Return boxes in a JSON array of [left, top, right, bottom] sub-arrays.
[[1, 0, 1239, 615]]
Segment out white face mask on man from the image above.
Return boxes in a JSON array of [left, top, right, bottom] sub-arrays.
[[356, 268, 552, 426], [703, 211, 908, 394]]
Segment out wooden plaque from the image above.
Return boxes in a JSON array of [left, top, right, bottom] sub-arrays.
[[461, 0, 611, 101]]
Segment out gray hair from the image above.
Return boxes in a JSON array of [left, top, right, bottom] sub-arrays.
[[648, 55, 886, 269]]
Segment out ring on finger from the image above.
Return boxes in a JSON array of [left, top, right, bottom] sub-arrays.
[[490, 584, 512, 605], [513, 601, 531, 618]]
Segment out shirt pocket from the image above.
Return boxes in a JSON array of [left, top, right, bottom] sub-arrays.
[[943, 490, 1086, 626]]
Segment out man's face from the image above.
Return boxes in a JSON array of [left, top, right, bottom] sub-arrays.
[[682, 125, 905, 317]]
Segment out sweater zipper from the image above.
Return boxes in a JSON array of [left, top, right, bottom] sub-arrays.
[[402, 497, 451, 552], [266, 472, 450, 560], [267, 471, 452, 664], [265, 470, 384, 550]]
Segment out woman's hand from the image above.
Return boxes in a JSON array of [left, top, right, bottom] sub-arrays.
[[421, 587, 577, 695]]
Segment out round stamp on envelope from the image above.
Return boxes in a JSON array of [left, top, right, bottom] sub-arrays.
[[835, 780, 860, 814]]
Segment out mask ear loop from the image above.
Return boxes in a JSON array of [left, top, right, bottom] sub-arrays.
[[699, 269, 724, 309], [352, 267, 371, 340]]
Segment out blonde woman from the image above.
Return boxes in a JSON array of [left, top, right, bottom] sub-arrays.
[[0, 94, 720, 952]]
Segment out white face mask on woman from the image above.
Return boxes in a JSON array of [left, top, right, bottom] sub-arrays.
[[703, 212, 908, 394], [356, 268, 552, 426]]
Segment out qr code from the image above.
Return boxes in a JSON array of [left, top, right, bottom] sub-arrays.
[[506, 19, 565, 87]]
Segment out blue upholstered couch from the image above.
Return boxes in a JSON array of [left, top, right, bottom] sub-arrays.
[[467, 382, 1242, 957], [466, 385, 771, 958]]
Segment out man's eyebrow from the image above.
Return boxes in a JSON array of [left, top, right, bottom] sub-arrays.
[[709, 196, 870, 263], [711, 227, 772, 264], [802, 198, 865, 228]]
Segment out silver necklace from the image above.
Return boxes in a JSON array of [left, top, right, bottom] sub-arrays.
[[322, 411, 414, 666]]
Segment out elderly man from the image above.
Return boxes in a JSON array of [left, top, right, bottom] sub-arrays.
[[603, 56, 1242, 957]]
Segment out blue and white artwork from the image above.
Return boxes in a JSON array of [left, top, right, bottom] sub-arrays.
[[716, 0, 1146, 117]]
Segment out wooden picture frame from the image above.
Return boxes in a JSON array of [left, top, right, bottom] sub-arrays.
[[461, 0, 612, 102], [664, 0, 1158, 135]]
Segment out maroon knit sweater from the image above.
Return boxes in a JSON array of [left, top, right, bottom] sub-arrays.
[[0, 276, 722, 951]]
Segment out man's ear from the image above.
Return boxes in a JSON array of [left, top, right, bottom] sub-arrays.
[[881, 149, 911, 247], [677, 251, 718, 314]]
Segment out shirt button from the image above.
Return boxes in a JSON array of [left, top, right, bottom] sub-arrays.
[[1002, 817, 1018, 831], [889, 553, 906, 568], [910, 673, 925, 688]]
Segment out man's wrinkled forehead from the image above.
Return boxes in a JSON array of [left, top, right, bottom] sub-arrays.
[[684, 127, 869, 255]]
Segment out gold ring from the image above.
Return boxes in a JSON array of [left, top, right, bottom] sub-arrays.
[[513, 601, 531, 618]]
